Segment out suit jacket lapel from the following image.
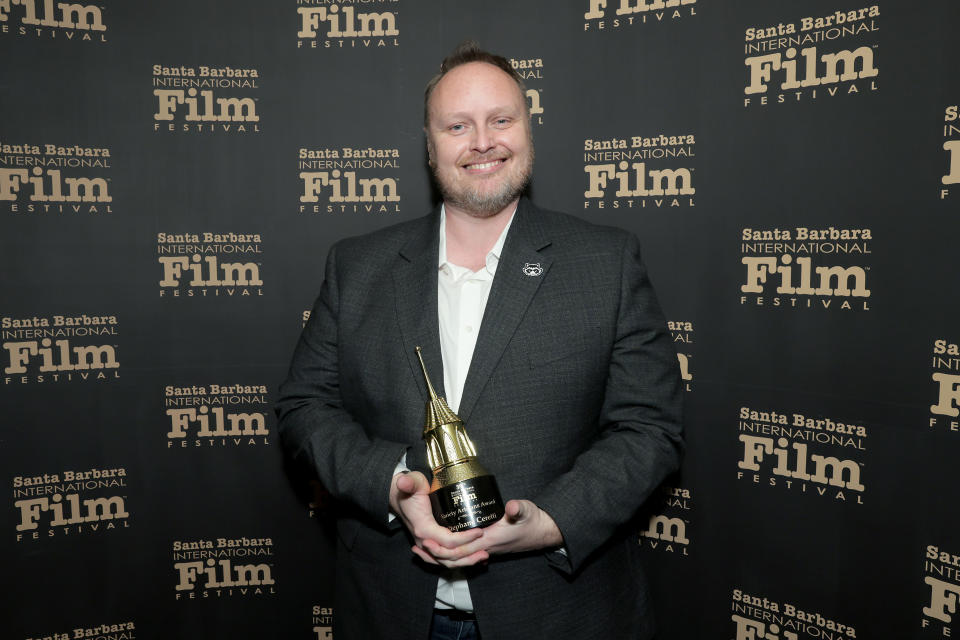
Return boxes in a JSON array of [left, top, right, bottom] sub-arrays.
[[393, 209, 446, 408], [392, 210, 445, 475], [458, 199, 552, 422]]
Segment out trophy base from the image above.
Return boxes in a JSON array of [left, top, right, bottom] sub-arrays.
[[430, 475, 505, 532]]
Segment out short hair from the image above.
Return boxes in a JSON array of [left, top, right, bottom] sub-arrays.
[[423, 40, 527, 127]]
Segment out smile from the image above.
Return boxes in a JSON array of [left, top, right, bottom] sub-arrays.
[[464, 159, 506, 171]]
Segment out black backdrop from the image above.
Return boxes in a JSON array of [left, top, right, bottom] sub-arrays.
[[3, 1, 960, 638]]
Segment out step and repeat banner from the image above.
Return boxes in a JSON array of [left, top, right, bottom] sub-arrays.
[[3, 1, 959, 638]]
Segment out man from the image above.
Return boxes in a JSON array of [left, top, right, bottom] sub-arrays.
[[277, 42, 683, 639]]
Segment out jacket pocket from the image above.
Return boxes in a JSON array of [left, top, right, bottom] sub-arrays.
[[527, 339, 589, 367]]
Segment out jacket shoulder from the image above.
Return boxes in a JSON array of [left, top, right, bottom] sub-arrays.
[[330, 214, 434, 266], [530, 206, 636, 253]]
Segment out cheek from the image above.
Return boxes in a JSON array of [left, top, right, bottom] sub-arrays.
[[438, 144, 464, 168], [514, 131, 533, 153]]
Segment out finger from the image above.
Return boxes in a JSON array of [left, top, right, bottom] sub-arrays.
[[413, 542, 488, 568], [422, 537, 487, 560], [426, 525, 485, 549], [421, 538, 462, 559], [434, 549, 490, 569], [428, 520, 516, 558], [411, 545, 440, 565]]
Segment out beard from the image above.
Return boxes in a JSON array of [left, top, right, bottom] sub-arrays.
[[431, 141, 535, 218]]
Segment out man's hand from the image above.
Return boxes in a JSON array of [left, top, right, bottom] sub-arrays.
[[389, 471, 487, 567], [418, 499, 564, 568]]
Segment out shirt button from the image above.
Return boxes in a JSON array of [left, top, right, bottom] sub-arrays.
[[465, 326, 473, 333]]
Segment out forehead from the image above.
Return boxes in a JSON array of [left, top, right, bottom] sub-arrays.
[[429, 61, 526, 119]]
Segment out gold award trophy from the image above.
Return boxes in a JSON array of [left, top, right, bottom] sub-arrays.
[[415, 347, 505, 532]]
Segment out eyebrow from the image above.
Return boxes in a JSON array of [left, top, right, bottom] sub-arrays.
[[437, 105, 524, 121]]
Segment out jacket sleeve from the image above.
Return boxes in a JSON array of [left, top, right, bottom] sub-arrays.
[[532, 233, 684, 574], [275, 242, 409, 526]]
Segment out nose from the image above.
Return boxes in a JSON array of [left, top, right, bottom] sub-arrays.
[[471, 125, 495, 154]]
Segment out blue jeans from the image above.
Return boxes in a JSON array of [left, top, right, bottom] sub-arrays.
[[429, 611, 481, 640]]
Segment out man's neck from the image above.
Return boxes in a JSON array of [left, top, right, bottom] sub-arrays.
[[443, 199, 518, 272]]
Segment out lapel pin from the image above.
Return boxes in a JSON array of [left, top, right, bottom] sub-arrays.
[[522, 263, 543, 277]]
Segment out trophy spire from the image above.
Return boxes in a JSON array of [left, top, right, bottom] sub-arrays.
[[415, 346, 460, 431], [415, 345, 439, 399]]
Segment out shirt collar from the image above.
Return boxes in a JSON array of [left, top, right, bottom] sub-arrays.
[[438, 203, 517, 276]]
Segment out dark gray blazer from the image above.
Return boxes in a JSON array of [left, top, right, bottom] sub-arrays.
[[277, 198, 683, 639]]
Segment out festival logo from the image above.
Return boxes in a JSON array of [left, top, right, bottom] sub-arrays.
[[743, 5, 879, 107], [930, 338, 960, 433], [735, 405, 866, 504], [23, 620, 136, 640], [583, 0, 696, 32], [509, 56, 544, 125], [13, 466, 130, 542], [638, 485, 691, 556], [730, 588, 858, 639], [152, 64, 260, 133], [297, 0, 398, 50], [157, 232, 264, 297], [2, 314, 119, 385], [739, 227, 871, 311], [173, 536, 276, 599], [923, 544, 960, 636], [668, 320, 693, 392], [0, 0, 107, 42], [0, 141, 112, 214], [313, 605, 333, 639], [299, 146, 400, 214], [583, 133, 695, 210], [943, 104, 959, 199], [164, 383, 270, 448]]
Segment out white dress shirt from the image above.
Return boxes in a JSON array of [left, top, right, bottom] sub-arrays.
[[432, 204, 515, 610]]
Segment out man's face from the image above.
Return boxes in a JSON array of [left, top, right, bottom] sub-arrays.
[[426, 61, 533, 218]]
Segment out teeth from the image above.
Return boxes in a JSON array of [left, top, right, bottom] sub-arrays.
[[467, 160, 502, 170]]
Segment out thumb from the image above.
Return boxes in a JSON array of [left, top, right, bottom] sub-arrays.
[[505, 499, 528, 523], [396, 471, 427, 496]]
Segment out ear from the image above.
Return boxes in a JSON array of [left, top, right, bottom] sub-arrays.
[[425, 129, 436, 168]]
